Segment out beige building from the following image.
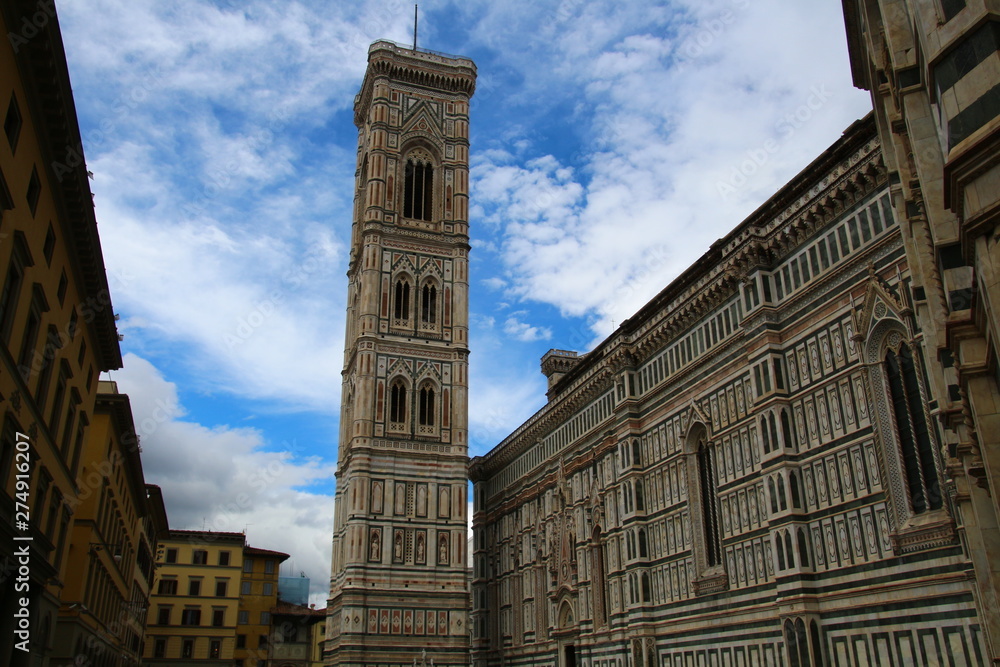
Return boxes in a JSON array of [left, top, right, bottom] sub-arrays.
[[843, 1, 1000, 660], [145, 530, 246, 665], [0, 2, 124, 665], [51, 382, 168, 667], [326, 39, 476, 667], [471, 115, 988, 666], [145, 531, 296, 666], [236, 545, 289, 666]]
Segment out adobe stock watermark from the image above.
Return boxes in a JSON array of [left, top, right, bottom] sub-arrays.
[[52, 66, 165, 183], [716, 83, 834, 201], [6, 0, 59, 53], [674, 0, 751, 70]]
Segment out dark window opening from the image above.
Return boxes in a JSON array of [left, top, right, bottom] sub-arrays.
[[697, 437, 722, 567], [26, 166, 40, 216], [403, 159, 433, 221], [389, 381, 407, 424], [420, 283, 437, 323], [394, 279, 410, 320], [4, 94, 22, 152], [885, 344, 942, 513], [418, 386, 435, 426]]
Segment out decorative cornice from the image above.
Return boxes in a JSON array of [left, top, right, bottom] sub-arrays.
[[480, 117, 885, 484]]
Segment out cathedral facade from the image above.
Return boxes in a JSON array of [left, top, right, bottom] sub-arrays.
[[469, 115, 988, 666]]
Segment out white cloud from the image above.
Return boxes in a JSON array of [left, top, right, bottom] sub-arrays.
[[108, 354, 336, 602], [466, 0, 871, 347], [503, 315, 553, 343]]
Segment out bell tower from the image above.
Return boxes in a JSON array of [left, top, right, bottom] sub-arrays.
[[326, 40, 476, 667]]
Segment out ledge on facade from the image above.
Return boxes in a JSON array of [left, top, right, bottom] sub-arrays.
[[891, 510, 956, 554]]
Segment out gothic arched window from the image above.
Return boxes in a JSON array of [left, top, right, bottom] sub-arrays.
[[697, 437, 722, 568], [388, 380, 407, 425], [394, 278, 411, 321], [418, 385, 436, 427], [404, 158, 433, 221], [884, 343, 941, 514], [420, 281, 437, 324]]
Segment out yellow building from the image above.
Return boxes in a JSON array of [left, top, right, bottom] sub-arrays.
[[51, 381, 168, 667], [236, 545, 289, 667], [146, 530, 246, 665], [0, 2, 124, 665]]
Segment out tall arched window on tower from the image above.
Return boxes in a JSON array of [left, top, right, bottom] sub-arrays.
[[404, 157, 433, 221], [388, 379, 407, 427], [394, 278, 411, 322], [418, 384, 436, 429], [421, 281, 437, 324], [696, 431, 722, 568], [884, 343, 941, 513]]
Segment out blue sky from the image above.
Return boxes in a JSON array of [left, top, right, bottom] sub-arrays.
[[56, 0, 873, 604]]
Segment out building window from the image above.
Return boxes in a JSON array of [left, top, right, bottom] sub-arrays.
[[188, 579, 201, 596], [393, 278, 411, 321], [25, 166, 40, 216], [236, 634, 246, 649], [212, 609, 225, 627], [940, 0, 966, 21], [165, 548, 177, 563], [16, 287, 45, 384], [258, 635, 268, 648], [263, 582, 273, 596], [260, 611, 270, 624], [157, 606, 170, 625], [209, 640, 221, 659], [56, 271, 67, 306], [885, 343, 942, 514], [182, 639, 194, 658], [698, 442, 722, 566], [264, 560, 274, 574], [389, 379, 407, 426], [403, 158, 433, 221], [241, 581, 252, 595], [153, 638, 166, 658], [784, 618, 810, 667], [157, 579, 177, 595], [420, 282, 437, 324], [238, 610, 249, 624], [192, 549, 208, 564], [4, 93, 22, 152], [180, 609, 201, 626], [42, 224, 56, 265], [0, 236, 29, 344], [0, 418, 21, 500], [418, 385, 436, 427], [219, 551, 230, 566], [244, 559, 253, 573], [215, 580, 227, 597]]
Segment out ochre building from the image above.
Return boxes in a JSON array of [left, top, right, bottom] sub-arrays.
[[470, 115, 989, 667], [53, 381, 168, 667], [0, 2, 127, 665]]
